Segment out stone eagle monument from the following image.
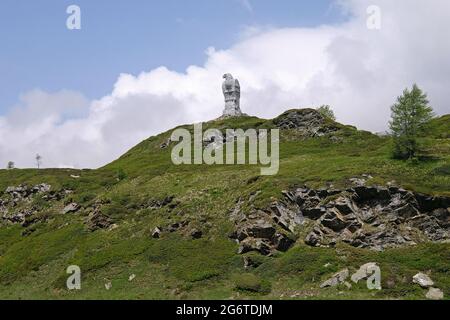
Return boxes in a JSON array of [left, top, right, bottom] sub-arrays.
[[222, 73, 243, 117]]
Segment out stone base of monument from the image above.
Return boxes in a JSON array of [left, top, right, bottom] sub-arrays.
[[223, 103, 244, 117], [217, 113, 249, 120]]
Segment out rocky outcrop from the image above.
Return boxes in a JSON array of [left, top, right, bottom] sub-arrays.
[[0, 184, 54, 225], [273, 109, 340, 138], [229, 203, 296, 255], [230, 184, 449, 255], [86, 205, 113, 231], [285, 185, 449, 251]]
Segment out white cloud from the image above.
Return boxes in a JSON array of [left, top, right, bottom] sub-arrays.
[[1, 0, 449, 169]]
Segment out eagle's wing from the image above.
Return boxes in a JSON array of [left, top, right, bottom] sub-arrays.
[[235, 79, 241, 90]]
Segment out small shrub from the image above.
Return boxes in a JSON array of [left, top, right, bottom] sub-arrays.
[[317, 105, 336, 121]]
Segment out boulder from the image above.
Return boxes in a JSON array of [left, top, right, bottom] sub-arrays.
[[412, 273, 434, 288], [351, 263, 379, 283], [87, 210, 112, 231], [305, 227, 324, 247], [152, 227, 162, 239], [332, 197, 357, 215], [320, 269, 349, 288], [425, 287, 444, 300], [62, 203, 80, 214]]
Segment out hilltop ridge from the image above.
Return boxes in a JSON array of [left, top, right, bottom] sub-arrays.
[[0, 108, 448, 299]]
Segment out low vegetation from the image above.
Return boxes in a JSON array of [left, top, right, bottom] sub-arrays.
[[0, 108, 448, 300]]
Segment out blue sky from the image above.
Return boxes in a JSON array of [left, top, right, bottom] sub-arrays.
[[1, 0, 448, 168], [0, 0, 346, 115]]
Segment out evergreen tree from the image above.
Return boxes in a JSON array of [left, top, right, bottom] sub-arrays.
[[389, 84, 434, 159]]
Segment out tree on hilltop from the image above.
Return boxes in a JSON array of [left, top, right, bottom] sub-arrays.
[[317, 105, 336, 121], [389, 84, 434, 159]]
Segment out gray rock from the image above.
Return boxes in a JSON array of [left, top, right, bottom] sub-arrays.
[[273, 109, 339, 137], [320, 269, 349, 288], [320, 209, 348, 232], [87, 209, 112, 231], [413, 273, 434, 288], [351, 263, 379, 283], [152, 227, 162, 239], [62, 202, 80, 214], [246, 220, 276, 239], [425, 287, 444, 300], [305, 227, 324, 247], [272, 232, 294, 252], [349, 177, 366, 187]]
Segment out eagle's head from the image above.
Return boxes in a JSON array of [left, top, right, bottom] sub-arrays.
[[223, 73, 233, 80]]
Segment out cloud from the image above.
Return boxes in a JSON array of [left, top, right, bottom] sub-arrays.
[[1, 0, 449, 169]]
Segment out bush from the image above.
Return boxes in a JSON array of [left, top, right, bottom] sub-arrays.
[[317, 105, 336, 121]]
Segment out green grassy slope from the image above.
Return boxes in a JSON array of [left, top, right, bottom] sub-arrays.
[[0, 111, 448, 300]]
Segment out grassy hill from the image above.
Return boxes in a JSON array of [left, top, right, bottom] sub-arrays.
[[0, 109, 448, 300]]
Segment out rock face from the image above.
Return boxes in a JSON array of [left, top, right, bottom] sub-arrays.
[[273, 109, 340, 138], [287, 186, 449, 251], [229, 198, 296, 255], [0, 184, 55, 225], [230, 185, 449, 255], [222, 73, 243, 117]]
